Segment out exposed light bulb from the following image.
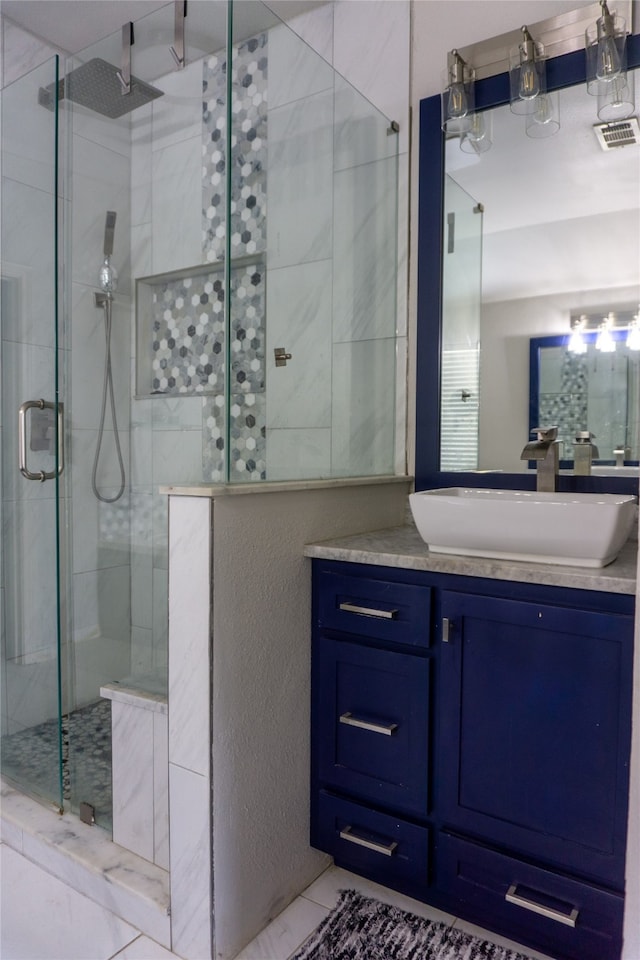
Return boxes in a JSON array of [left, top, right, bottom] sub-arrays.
[[519, 60, 540, 100], [448, 82, 469, 119], [596, 36, 622, 79], [595, 1, 622, 80]]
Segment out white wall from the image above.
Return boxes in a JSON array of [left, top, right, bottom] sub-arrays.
[[167, 478, 411, 960]]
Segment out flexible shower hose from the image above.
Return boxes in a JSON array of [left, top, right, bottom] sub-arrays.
[[92, 296, 126, 503]]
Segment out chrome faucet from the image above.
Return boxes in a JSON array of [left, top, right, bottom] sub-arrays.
[[573, 431, 599, 476], [613, 445, 630, 468], [521, 426, 560, 492]]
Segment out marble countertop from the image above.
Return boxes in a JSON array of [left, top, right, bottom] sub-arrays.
[[304, 524, 638, 595]]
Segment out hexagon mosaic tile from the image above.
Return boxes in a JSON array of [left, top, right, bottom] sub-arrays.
[[203, 33, 268, 262], [145, 260, 265, 396], [202, 392, 266, 482]]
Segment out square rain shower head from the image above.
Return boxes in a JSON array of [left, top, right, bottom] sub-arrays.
[[39, 58, 163, 119]]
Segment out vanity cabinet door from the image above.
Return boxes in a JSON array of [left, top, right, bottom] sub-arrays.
[[438, 591, 633, 889]]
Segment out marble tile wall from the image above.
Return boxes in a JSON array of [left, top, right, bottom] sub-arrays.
[[105, 685, 169, 870], [167, 496, 212, 960]]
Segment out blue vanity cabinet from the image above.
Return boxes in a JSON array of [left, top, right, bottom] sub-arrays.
[[310, 556, 634, 960], [310, 561, 434, 900], [435, 588, 633, 960]]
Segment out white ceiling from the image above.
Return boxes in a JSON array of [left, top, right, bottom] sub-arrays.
[[0, 0, 325, 54], [446, 76, 640, 302]]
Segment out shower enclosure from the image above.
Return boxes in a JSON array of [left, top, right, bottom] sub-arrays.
[[1, 0, 400, 835]]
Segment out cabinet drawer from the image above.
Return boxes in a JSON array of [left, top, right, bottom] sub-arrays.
[[315, 637, 429, 816], [317, 569, 431, 648], [314, 791, 430, 893], [438, 833, 623, 960]]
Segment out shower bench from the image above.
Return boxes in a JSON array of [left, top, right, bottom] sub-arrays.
[[100, 679, 168, 869]]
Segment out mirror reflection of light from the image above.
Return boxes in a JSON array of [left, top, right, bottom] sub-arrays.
[[626, 315, 640, 350], [568, 316, 587, 354], [596, 314, 617, 352]]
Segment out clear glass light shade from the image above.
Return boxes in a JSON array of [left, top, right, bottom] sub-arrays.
[[441, 53, 475, 134], [585, 11, 627, 95], [509, 32, 547, 115], [459, 111, 493, 154], [596, 72, 635, 122], [525, 91, 560, 138]]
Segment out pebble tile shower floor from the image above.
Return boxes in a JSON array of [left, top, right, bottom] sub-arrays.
[[1, 699, 112, 828]]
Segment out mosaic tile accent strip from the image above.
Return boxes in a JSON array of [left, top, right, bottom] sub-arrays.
[[203, 33, 268, 262], [202, 392, 266, 482], [539, 352, 588, 456], [145, 260, 265, 396]]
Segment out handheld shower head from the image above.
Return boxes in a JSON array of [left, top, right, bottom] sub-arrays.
[[98, 211, 118, 296], [104, 211, 117, 257]]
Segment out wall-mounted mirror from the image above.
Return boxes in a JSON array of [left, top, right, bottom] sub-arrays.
[[530, 326, 640, 470], [416, 32, 640, 494]]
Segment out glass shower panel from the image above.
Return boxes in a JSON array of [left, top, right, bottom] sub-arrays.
[[0, 57, 63, 810], [229, 3, 399, 481], [440, 174, 482, 471], [64, 0, 229, 830], [330, 77, 399, 479]]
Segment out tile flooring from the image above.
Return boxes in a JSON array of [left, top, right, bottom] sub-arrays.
[[1, 842, 556, 960]]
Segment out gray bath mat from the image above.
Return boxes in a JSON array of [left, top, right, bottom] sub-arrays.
[[292, 889, 537, 960]]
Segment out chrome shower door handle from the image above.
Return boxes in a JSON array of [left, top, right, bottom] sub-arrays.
[[18, 399, 64, 481]]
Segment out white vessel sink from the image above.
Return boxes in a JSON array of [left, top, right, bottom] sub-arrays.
[[592, 466, 639, 477], [409, 487, 638, 568]]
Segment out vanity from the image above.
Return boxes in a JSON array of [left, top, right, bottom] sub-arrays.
[[305, 527, 636, 960]]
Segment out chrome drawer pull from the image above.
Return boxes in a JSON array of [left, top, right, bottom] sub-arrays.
[[339, 825, 397, 857], [339, 712, 398, 736], [505, 884, 579, 928], [339, 602, 398, 620]]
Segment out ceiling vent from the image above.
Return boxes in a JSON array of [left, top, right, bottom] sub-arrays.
[[593, 117, 640, 151]]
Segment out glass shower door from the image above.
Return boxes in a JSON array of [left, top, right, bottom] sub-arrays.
[[0, 57, 64, 810]]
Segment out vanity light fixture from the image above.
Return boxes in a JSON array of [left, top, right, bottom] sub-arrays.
[[586, 1, 634, 121], [442, 50, 475, 135], [568, 315, 588, 354], [509, 26, 546, 114], [509, 26, 560, 137], [595, 313, 617, 353], [626, 312, 640, 350]]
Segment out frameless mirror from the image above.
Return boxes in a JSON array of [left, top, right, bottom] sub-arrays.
[[416, 36, 640, 493]]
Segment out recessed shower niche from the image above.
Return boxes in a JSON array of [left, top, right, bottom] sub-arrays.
[[136, 259, 267, 482]]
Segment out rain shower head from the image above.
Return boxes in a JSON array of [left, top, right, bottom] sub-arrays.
[[39, 58, 163, 119]]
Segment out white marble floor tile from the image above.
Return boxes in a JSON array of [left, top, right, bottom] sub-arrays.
[[301, 865, 456, 927], [234, 896, 329, 960], [0, 843, 139, 960], [111, 934, 182, 959], [450, 917, 558, 960]]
